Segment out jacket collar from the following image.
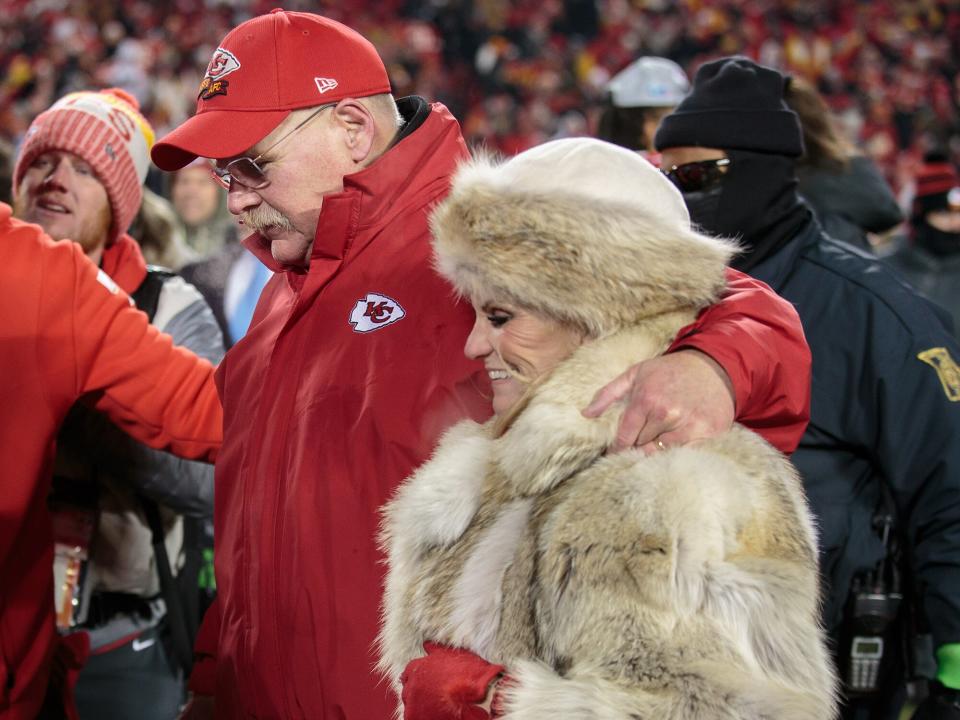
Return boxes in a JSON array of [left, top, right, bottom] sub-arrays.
[[96, 233, 148, 295], [243, 98, 468, 276], [383, 95, 434, 149], [747, 214, 821, 292], [492, 314, 692, 497]]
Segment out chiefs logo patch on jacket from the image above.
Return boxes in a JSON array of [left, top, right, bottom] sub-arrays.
[[349, 292, 405, 333]]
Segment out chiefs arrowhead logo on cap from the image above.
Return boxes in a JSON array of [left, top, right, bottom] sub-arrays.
[[348, 292, 405, 333], [206, 48, 241, 79], [199, 48, 241, 100]]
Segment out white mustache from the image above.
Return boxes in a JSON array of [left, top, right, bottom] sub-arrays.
[[241, 206, 295, 233]]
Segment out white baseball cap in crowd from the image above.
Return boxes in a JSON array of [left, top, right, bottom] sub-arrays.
[[606, 57, 690, 108]]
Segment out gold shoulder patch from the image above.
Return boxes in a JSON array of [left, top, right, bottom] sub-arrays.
[[918, 347, 960, 402]]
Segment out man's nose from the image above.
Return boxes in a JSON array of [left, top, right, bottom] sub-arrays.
[[227, 182, 262, 216], [40, 159, 71, 191]]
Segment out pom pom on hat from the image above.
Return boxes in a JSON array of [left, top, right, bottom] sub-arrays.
[[101, 87, 142, 112]]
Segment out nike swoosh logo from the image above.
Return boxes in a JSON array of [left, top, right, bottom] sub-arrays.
[[132, 637, 156, 652]]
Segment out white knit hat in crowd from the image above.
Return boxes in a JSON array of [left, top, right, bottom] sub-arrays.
[[13, 88, 155, 244]]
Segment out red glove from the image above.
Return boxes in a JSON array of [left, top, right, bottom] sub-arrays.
[[489, 673, 516, 719], [400, 642, 505, 720]]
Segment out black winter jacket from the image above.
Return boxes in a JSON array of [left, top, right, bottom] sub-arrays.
[[750, 216, 960, 651]]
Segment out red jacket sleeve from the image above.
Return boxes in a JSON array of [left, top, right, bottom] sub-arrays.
[[54, 241, 222, 461], [188, 594, 220, 696], [668, 268, 811, 454]]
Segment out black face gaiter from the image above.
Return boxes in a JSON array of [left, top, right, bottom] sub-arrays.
[[683, 150, 811, 272], [914, 221, 960, 257], [684, 185, 724, 234]]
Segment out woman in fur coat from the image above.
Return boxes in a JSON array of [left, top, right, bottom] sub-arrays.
[[379, 137, 838, 720]]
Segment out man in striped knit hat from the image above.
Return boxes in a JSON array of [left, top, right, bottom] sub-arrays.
[[884, 152, 960, 334], [12, 88, 224, 720]]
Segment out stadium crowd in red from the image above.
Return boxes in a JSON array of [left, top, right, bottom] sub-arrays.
[[1, 0, 958, 195]]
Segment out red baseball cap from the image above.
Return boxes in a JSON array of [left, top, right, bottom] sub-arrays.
[[151, 9, 391, 171]]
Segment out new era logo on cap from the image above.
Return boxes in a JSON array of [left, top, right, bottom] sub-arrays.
[[315, 77, 338, 94]]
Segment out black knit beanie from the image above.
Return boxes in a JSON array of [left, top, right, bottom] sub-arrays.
[[654, 56, 804, 157]]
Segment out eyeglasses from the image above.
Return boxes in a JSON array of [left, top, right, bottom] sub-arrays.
[[662, 158, 731, 193], [211, 102, 337, 190]]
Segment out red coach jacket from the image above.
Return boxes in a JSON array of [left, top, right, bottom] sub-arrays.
[[0, 205, 222, 719], [191, 101, 811, 719]]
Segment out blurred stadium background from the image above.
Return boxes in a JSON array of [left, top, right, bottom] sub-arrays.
[[1, 0, 957, 206]]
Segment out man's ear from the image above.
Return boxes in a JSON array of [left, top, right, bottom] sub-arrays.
[[332, 100, 377, 165]]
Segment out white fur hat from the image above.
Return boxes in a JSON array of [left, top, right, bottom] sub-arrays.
[[431, 138, 737, 337]]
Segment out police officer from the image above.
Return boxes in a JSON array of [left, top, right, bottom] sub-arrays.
[[655, 56, 960, 719]]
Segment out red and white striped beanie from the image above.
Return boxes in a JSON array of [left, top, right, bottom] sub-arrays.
[[13, 88, 155, 244]]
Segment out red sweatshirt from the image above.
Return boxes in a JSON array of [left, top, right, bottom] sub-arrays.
[[0, 205, 222, 719]]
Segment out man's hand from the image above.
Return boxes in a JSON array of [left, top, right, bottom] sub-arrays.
[[582, 349, 735, 453], [178, 694, 215, 720]]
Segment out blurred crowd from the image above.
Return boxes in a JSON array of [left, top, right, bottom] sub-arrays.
[[1, 0, 958, 206]]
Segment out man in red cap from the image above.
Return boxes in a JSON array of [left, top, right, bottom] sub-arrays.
[[885, 152, 960, 333], [153, 10, 814, 719]]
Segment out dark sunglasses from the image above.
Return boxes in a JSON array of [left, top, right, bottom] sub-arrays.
[[210, 102, 337, 190], [662, 158, 731, 193]]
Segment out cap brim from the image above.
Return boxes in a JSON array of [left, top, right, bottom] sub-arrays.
[[151, 108, 292, 171]]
